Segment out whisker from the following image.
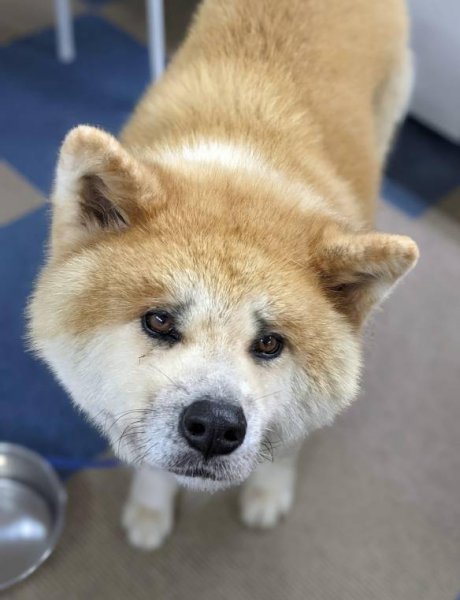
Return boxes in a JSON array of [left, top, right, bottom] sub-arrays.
[[107, 408, 150, 432], [138, 360, 189, 394], [254, 390, 282, 401], [115, 418, 147, 455], [150, 364, 177, 386], [262, 425, 284, 449], [260, 440, 274, 462], [135, 439, 159, 465]]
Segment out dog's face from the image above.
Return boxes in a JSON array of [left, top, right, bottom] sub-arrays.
[[29, 127, 418, 490]]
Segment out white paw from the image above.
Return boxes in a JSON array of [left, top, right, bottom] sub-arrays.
[[122, 501, 173, 551], [240, 484, 293, 529]]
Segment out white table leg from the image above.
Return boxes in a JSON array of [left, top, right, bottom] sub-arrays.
[[54, 0, 76, 63], [146, 0, 166, 81]]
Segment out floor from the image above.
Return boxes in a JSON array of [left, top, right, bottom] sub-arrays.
[[1, 1, 460, 599]]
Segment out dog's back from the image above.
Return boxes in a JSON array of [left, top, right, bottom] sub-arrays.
[[123, 0, 411, 223]]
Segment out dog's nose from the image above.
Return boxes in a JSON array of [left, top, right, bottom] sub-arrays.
[[180, 399, 247, 458]]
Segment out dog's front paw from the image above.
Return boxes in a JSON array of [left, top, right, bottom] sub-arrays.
[[122, 501, 173, 551], [240, 482, 293, 529]]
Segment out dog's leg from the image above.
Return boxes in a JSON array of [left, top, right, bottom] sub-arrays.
[[240, 445, 300, 529], [122, 466, 178, 550]]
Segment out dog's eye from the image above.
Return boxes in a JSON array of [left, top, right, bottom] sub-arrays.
[[252, 333, 284, 359], [142, 310, 180, 341]]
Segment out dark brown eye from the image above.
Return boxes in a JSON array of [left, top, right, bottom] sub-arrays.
[[142, 310, 180, 341], [252, 333, 284, 359]]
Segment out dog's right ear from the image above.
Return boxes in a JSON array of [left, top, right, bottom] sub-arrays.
[[313, 230, 419, 326], [50, 125, 159, 258]]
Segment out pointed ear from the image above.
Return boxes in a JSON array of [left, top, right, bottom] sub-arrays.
[[50, 125, 157, 257], [314, 232, 419, 325]]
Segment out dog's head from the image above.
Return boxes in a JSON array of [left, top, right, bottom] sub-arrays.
[[28, 127, 418, 490]]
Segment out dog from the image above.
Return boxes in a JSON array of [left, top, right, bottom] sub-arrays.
[[29, 0, 418, 550]]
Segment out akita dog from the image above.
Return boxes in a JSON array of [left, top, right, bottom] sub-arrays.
[[29, 0, 418, 549]]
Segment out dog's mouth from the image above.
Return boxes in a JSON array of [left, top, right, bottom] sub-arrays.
[[166, 454, 232, 482], [163, 451, 255, 488], [169, 464, 243, 492], [167, 465, 222, 481]]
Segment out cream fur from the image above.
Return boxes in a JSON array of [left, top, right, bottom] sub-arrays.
[[155, 139, 349, 220]]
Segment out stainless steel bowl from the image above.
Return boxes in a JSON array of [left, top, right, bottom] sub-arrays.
[[0, 443, 67, 590]]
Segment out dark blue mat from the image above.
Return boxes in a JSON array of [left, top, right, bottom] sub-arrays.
[[0, 206, 106, 459], [1, 10, 458, 466], [0, 14, 150, 461], [0, 14, 149, 194], [386, 118, 460, 214], [381, 178, 428, 218]]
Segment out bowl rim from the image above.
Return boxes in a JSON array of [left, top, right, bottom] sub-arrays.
[[0, 442, 67, 591]]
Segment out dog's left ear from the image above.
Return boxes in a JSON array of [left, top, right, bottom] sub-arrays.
[[50, 125, 158, 258], [314, 232, 419, 325]]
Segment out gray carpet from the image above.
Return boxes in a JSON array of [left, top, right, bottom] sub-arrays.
[[9, 198, 460, 599]]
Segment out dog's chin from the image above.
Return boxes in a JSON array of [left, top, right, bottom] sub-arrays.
[[173, 473, 237, 493], [166, 461, 252, 492], [135, 451, 257, 492]]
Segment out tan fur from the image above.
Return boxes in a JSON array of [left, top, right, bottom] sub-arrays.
[[28, 0, 418, 542], [123, 0, 411, 223]]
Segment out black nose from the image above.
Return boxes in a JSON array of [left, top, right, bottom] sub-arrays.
[[180, 400, 247, 458]]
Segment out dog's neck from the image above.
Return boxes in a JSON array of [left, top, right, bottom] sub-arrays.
[[137, 138, 362, 226]]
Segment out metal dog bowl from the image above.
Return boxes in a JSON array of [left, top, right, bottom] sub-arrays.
[[0, 443, 67, 590]]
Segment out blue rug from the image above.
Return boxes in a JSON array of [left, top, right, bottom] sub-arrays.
[[0, 14, 149, 194], [0, 206, 107, 460], [386, 117, 460, 214], [0, 15, 150, 463]]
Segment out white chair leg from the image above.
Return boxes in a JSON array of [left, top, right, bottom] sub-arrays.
[[146, 0, 166, 81], [54, 0, 76, 63]]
